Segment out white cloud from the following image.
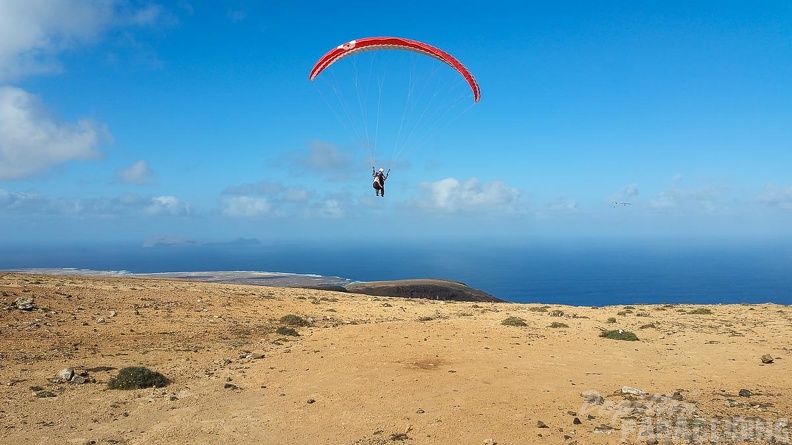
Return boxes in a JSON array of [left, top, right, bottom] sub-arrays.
[[117, 160, 154, 184], [0, 190, 191, 218], [0, 0, 166, 81], [410, 177, 522, 214], [759, 184, 792, 210], [0, 2, 171, 179], [0, 86, 107, 180], [220, 180, 316, 218], [319, 199, 343, 218], [610, 183, 639, 203], [649, 185, 728, 214], [146, 195, 190, 216], [221, 196, 271, 217], [275, 140, 357, 180]]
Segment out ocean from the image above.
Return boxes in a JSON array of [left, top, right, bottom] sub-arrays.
[[2, 239, 791, 306]]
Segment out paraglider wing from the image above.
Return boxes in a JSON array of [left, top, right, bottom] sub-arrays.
[[309, 36, 481, 103]]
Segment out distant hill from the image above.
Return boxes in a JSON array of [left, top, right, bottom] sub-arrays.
[[343, 279, 504, 302]]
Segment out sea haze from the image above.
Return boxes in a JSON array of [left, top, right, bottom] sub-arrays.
[[2, 239, 790, 306]]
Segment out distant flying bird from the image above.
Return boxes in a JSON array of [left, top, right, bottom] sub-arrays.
[[611, 201, 632, 207]]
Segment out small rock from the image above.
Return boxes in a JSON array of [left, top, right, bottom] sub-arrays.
[[580, 390, 604, 404], [738, 389, 752, 397], [593, 425, 615, 434], [223, 383, 238, 390], [70, 374, 88, 384], [761, 354, 774, 364], [646, 439, 659, 445], [307, 398, 316, 404], [671, 391, 684, 401], [622, 386, 647, 397], [416, 408, 425, 414], [14, 297, 36, 311], [725, 399, 741, 407], [34, 390, 57, 398], [250, 352, 265, 360], [536, 420, 549, 428], [573, 417, 582, 425], [109, 311, 117, 317], [57, 368, 74, 381], [97, 317, 106, 324]]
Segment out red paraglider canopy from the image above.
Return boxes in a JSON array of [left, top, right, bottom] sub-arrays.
[[309, 36, 481, 103]]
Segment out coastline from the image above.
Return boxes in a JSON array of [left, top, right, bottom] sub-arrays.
[[5, 268, 504, 302]]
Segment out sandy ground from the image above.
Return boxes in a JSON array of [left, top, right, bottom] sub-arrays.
[[1, 273, 790, 445]]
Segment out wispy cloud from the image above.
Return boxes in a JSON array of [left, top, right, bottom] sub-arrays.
[[610, 183, 639, 203], [221, 196, 272, 217], [220, 178, 343, 218], [227, 9, 247, 23], [0, 87, 107, 180], [116, 160, 154, 184], [0, 189, 190, 217], [759, 184, 792, 210], [273, 140, 357, 180], [649, 184, 729, 214], [407, 177, 523, 214], [0, 0, 166, 81]]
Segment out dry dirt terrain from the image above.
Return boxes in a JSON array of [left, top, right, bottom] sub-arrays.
[[1, 273, 790, 445]]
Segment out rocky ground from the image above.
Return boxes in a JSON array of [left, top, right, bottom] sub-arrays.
[[1, 272, 790, 444]]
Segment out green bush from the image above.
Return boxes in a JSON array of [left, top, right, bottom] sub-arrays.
[[108, 366, 169, 390], [600, 329, 639, 341], [276, 326, 300, 336], [549, 322, 569, 328], [501, 316, 527, 327], [279, 314, 310, 326], [527, 306, 550, 312], [687, 308, 713, 315], [606, 317, 617, 324]]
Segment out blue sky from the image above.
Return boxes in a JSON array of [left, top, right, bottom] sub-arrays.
[[1, 0, 791, 246]]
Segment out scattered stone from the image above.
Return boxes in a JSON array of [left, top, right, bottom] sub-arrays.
[[646, 439, 659, 445], [416, 408, 425, 414], [109, 311, 117, 317], [14, 297, 36, 311], [621, 386, 647, 397], [573, 417, 582, 425], [34, 390, 57, 398], [671, 391, 684, 401], [482, 439, 497, 445], [57, 368, 75, 381], [536, 420, 549, 428], [593, 425, 615, 434], [70, 374, 88, 384], [250, 352, 265, 360], [725, 399, 741, 407], [738, 389, 752, 397], [567, 410, 577, 416], [97, 317, 106, 324], [761, 354, 774, 364], [307, 398, 316, 404], [223, 383, 238, 390], [580, 390, 604, 404]]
